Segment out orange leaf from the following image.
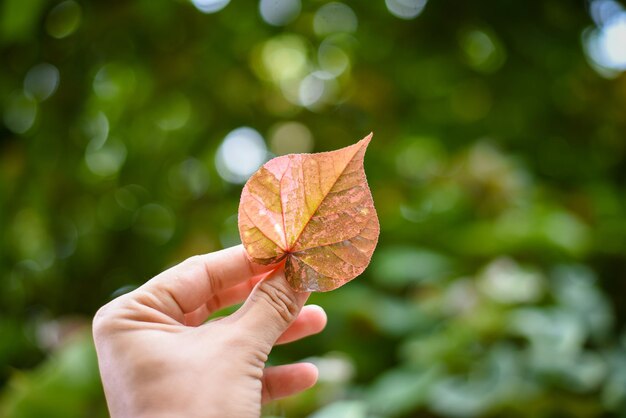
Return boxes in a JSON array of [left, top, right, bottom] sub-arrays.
[[238, 133, 380, 292]]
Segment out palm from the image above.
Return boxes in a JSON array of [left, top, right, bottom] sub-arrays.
[[93, 245, 326, 418]]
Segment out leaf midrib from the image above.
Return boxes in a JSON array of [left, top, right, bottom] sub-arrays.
[[282, 141, 366, 253]]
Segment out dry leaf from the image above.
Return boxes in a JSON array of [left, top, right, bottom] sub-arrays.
[[238, 133, 380, 292]]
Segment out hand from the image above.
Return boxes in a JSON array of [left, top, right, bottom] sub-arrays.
[[92, 245, 327, 418]]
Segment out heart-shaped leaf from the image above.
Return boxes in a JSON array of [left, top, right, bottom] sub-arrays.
[[238, 133, 380, 292]]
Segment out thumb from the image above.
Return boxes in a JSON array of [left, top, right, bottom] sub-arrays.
[[234, 269, 310, 349]]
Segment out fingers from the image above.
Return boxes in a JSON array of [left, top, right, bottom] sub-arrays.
[[233, 269, 309, 349], [276, 305, 327, 345], [261, 363, 318, 403], [137, 245, 274, 322], [183, 275, 264, 326]]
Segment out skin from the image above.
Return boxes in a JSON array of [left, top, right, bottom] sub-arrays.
[[92, 245, 327, 418]]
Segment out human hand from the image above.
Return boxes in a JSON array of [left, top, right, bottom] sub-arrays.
[[92, 245, 327, 418]]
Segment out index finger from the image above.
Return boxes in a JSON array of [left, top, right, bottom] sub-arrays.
[[139, 245, 275, 322]]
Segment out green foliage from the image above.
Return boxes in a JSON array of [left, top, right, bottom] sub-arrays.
[[1, 0, 626, 417]]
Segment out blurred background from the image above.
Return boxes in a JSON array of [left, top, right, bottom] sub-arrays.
[[1, 0, 626, 416]]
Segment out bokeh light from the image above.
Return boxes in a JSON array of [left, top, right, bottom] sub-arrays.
[[459, 28, 506, 73], [24, 63, 60, 102], [191, 0, 230, 14], [385, 0, 428, 20], [3, 92, 37, 134], [269, 121, 314, 155], [92, 63, 137, 101], [318, 41, 350, 76], [84, 137, 127, 177], [585, 17, 626, 74], [395, 136, 446, 182], [215, 127, 268, 184], [313, 2, 358, 36], [298, 72, 327, 107], [300, 71, 340, 109], [591, 0, 624, 25], [154, 92, 191, 131], [45, 0, 81, 39], [259, 0, 301, 26], [81, 112, 109, 146], [584, 0, 626, 76], [260, 34, 309, 82]]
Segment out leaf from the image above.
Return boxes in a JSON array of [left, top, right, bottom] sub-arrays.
[[238, 133, 380, 292]]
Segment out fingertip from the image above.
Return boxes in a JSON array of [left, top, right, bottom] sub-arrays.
[[261, 362, 319, 403], [304, 304, 327, 321], [300, 362, 319, 387], [302, 304, 327, 333], [306, 361, 319, 378]]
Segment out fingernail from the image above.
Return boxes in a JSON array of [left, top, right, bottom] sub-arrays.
[[305, 304, 326, 317]]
